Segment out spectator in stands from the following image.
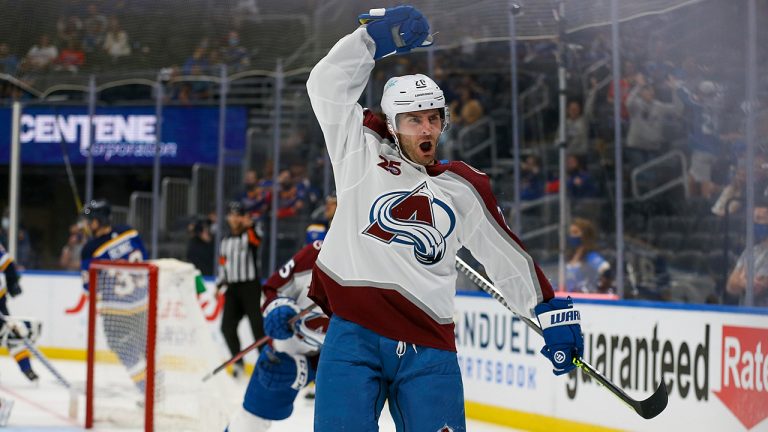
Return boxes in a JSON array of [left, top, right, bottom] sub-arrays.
[[607, 60, 637, 123], [53, 39, 85, 73], [566, 154, 598, 199], [676, 78, 725, 198], [0, 43, 19, 75], [103, 17, 131, 62], [56, 15, 83, 48], [712, 163, 747, 218], [236, 169, 259, 199], [625, 73, 683, 167], [221, 30, 249, 72], [59, 222, 86, 271], [450, 85, 484, 128], [559, 78, 598, 156], [726, 197, 768, 306], [186, 217, 214, 276], [290, 162, 320, 209], [275, 169, 305, 219], [81, 6, 107, 63], [183, 47, 209, 76], [22, 35, 58, 72], [83, 3, 108, 37], [565, 218, 613, 294], [520, 155, 545, 201], [0, 210, 35, 270]]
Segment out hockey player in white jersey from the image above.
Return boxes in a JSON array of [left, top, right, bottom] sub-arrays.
[[225, 196, 335, 432], [298, 5, 584, 430]]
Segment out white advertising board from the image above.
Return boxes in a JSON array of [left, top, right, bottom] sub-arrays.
[[455, 292, 768, 431], [6, 272, 768, 431]]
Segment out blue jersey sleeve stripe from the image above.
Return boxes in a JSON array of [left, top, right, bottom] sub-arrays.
[[93, 229, 139, 257]]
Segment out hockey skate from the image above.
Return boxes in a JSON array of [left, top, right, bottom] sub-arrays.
[[23, 368, 39, 383]]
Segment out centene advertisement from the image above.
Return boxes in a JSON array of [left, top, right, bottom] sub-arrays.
[[455, 294, 768, 432], [0, 105, 247, 165]]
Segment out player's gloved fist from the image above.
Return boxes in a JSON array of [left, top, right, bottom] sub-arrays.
[[263, 297, 299, 340], [358, 6, 432, 60], [255, 345, 315, 390], [535, 297, 583, 376]]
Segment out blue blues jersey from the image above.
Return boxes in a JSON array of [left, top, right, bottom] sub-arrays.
[[0, 245, 20, 301], [80, 225, 148, 313], [565, 251, 611, 293]]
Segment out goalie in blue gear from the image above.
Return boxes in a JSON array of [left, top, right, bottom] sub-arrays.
[[80, 199, 149, 393], [0, 245, 39, 382]]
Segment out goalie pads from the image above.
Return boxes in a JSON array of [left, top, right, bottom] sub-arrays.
[[0, 317, 42, 347]]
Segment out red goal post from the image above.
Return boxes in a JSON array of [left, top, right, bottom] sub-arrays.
[[85, 259, 237, 431]]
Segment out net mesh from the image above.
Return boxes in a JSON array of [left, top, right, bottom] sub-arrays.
[[87, 259, 238, 431]]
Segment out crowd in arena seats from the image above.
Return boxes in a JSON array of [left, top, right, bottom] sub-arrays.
[[0, 1, 765, 306]]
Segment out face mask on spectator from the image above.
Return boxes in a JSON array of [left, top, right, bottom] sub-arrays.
[[755, 223, 768, 243], [567, 235, 582, 248], [229, 37, 239, 47]]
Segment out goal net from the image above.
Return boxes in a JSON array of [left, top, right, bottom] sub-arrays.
[[85, 258, 238, 431]]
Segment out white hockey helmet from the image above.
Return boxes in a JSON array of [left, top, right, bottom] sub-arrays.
[[380, 74, 449, 134]]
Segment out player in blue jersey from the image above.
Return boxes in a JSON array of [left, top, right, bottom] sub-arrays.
[[80, 199, 149, 392], [304, 193, 337, 245], [0, 245, 39, 382]]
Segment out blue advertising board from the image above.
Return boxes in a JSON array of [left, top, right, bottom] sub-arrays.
[[0, 105, 247, 165]]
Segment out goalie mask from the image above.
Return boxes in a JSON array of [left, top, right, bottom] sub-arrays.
[[380, 74, 450, 165]]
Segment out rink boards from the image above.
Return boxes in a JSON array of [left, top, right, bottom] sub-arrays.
[[4, 271, 768, 432]]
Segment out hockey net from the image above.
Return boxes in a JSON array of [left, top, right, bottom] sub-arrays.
[[86, 259, 238, 431]]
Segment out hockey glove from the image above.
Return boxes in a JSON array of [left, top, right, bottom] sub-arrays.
[[255, 345, 314, 391], [535, 297, 584, 376], [263, 297, 299, 340], [358, 6, 433, 60], [7, 281, 21, 297]]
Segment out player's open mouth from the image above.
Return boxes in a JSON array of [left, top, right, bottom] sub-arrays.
[[419, 141, 432, 152]]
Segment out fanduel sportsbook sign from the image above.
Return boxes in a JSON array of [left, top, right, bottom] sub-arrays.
[[0, 106, 247, 165]]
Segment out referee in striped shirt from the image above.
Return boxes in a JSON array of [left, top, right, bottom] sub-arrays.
[[217, 201, 265, 377]]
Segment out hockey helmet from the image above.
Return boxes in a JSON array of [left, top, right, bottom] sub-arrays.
[[380, 74, 449, 134], [83, 199, 111, 225]]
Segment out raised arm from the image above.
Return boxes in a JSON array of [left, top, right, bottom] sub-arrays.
[[306, 28, 375, 167]]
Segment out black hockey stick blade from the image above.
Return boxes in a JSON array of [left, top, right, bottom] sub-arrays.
[[573, 357, 668, 419]]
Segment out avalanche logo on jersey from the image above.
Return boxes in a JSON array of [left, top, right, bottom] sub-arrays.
[[363, 182, 455, 265]]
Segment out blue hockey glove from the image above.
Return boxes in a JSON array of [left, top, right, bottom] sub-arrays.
[[358, 6, 433, 60], [255, 345, 314, 391], [534, 297, 584, 376], [263, 297, 299, 340]]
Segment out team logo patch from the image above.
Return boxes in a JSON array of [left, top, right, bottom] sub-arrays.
[[438, 425, 454, 432], [554, 350, 566, 364], [363, 182, 455, 265]]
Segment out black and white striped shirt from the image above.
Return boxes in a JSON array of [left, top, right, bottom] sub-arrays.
[[218, 227, 261, 283]]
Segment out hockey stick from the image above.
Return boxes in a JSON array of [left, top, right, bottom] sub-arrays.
[[0, 314, 72, 389], [454, 257, 668, 420], [202, 304, 318, 382]]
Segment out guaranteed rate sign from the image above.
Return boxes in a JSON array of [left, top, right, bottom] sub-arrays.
[[0, 106, 247, 166]]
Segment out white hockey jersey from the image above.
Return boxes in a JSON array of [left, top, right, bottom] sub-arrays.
[[306, 28, 554, 351]]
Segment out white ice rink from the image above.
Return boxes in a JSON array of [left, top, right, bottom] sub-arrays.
[[0, 356, 519, 431]]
